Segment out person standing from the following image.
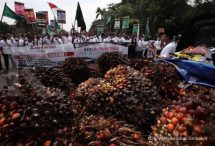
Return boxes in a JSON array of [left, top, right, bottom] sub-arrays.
[[0, 34, 12, 72], [128, 35, 137, 59], [160, 31, 177, 58]]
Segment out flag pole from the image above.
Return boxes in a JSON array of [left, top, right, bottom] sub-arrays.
[[73, 3, 77, 34], [0, 3, 6, 23], [0, 14, 4, 23], [109, 22, 111, 34], [73, 2, 78, 34], [137, 19, 140, 38], [73, 19, 76, 33]]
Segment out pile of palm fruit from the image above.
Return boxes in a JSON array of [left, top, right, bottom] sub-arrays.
[[0, 52, 214, 146]]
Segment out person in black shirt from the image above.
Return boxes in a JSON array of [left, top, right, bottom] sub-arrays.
[[128, 35, 137, 59]]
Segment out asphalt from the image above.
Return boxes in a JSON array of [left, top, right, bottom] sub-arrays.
[[0, 55, 18, 92]]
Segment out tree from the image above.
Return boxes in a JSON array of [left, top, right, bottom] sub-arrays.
[[0, 22, 16, 34], [96, 7, 106, 19], [194, 0, 215, 16], [90, 0, 214, 36]]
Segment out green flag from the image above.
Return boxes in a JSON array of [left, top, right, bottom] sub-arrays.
[[75, 2, 86, 31], [54, 18, 61, 34], [105, 15, 111, 25], [46, 25, 53, 35], [2, 3, 24, 20], [145, 17, 150, 37]]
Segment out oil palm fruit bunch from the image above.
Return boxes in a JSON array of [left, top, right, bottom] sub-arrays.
[[97, 52, 130, 74], [88, 63, 102, 78], [72, 78, 115, 118], [61, 57, 90, 84], [73, 65, 163, 135], [130, 59, 155, 78], [139, 61, 182, 99], [148, 98, 211, 146], [184, 85, 215, 113], [131, 59, 182, 99], [72, 115, 146, 146], [0, 70, 74, 145], [31, 66, 74, 94]]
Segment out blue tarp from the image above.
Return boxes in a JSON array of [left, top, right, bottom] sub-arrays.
[[157, 58, 215, 88]]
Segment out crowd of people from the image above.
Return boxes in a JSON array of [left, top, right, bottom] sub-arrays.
[[0, 30, 179, 72]]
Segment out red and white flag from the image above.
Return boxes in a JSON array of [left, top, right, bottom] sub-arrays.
[[48, 2, 58, 9], [48, 2, 63, 13], [48, 2, 65, 24]]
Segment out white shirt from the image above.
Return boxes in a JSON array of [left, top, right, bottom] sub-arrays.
[[160, 41, 177, 58], [88, 37, 98, 42], [9, 38, 18, 47], [119, 37, 126, 42], [34, 38, 43, 46], [0, 40, 11, 54], [62, 36, 72, 44], [138, 39, 147, 48], [43, 36, 52, 45], [154, 40, 161, 50], [112, 37, 119, 43], [53, 37, 63, 44]]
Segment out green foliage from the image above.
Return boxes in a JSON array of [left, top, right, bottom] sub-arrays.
[[90, 0, 214, 36], [0, 22, 16, 34], [96, 7, 106, 19]]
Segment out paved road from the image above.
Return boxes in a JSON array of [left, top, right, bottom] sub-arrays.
[[0, 55, 18, 89]]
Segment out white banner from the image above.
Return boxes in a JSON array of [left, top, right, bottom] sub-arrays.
[[9, 43, 128, 68], [114, 19, 120, 29], [74, 43, 128, 59], [10, 44, 75, 68]]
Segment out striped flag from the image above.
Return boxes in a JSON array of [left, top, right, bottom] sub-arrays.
[[47, 2, 62, 33]]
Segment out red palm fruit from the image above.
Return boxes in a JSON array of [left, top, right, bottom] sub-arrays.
[[171, 117, 179, 126], [174, 105, 181, 112], [43, 140, 52, 146], [193, 125, 202, 135], [163, 111, 169, 118], [0, 118, 6, 125], [178, 126, 186, 133], [179, 107, 187, 114], [168, 112, 174, 119], [132, 133, 141, 140], [11, 113, 21, 120], [167, 123, 175, 131], [160, 116, 167, 124], [176, 113, 184, 121]]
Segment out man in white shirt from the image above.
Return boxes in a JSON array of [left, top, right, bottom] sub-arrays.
[[52, 35, 63, 44], [62, 33, 72, 44], [0, 35, 14, 72], [160, 32, 177, 58], [42, 34, 52, 45]]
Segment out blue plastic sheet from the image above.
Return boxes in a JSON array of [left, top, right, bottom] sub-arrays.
[[157, 58, 215, 88]]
